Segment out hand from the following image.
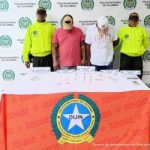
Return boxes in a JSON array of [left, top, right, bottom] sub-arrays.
[[81, 59, 86, 66], [25, 61, 30, 68], [53, 61, 59, 70]]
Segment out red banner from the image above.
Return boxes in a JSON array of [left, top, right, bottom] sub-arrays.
[[0, 91, 150, 150]]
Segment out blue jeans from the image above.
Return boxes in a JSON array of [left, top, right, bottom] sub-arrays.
[[92, 61, 113, 71]]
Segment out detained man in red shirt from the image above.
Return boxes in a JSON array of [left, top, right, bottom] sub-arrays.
[[52, 14, 86, 70]]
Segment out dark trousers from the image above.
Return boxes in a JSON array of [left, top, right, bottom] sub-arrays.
[[120, 53, 143, 79], [92, 61, 113, 71], [32, 54, 54, 71]]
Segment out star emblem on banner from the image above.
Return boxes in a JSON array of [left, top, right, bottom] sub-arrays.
[[63, 105, 90, 131]]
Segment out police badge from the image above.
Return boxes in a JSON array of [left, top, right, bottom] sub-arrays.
[[51, 94, 100, 144]]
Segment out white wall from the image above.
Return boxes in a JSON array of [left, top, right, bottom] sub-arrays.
[[0, 0, 150, 86]]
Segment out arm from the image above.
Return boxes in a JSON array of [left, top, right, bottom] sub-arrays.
[[116, 28, 123, 51], [81, 41, 86, 66], [112, 27, 120, 48], [85, 43, 91, 66], [52, 43, 59, 70], [52, 30, 59, 70], [51, 25, 56, 40], [143, 28, 149, 50], [113, 38, 119, 47], [85, 27, 91, 66], [22, 27, 32, 68]]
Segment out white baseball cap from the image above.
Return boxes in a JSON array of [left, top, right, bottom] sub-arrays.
[[97, 17, 108, 29]]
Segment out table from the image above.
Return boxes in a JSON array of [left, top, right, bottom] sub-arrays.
[[0, 72, 150, 150]]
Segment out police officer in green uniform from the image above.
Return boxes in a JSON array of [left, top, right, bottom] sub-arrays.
[[22, 8, 56, 70], [118, 12, 149, 79]]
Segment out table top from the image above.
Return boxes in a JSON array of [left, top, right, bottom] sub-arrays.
[[1, 71, 149, 95]]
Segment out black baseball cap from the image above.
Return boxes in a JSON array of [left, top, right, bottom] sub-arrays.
[[129, 12, 139, 21], [36, 8, 47, 15]]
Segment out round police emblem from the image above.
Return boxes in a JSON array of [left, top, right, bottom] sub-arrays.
[[38, 0, 52, 10], [2, 70, 15, 81], [0, 0, 9, 12], [0, 35, 12, 48], [123, 0, 137, 10], [19, 17, 32, 29], [81, 0, 94, 11], [143, 50, 150, 62], [107, 16, 116, 26], [144, 15, 150, 28], [51, 94, 100, 144]]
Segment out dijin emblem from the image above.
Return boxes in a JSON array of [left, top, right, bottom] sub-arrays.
[[51, 94, 100, 144]]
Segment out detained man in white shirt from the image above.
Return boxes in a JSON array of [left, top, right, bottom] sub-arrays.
[[85, 17, 119, 71]]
